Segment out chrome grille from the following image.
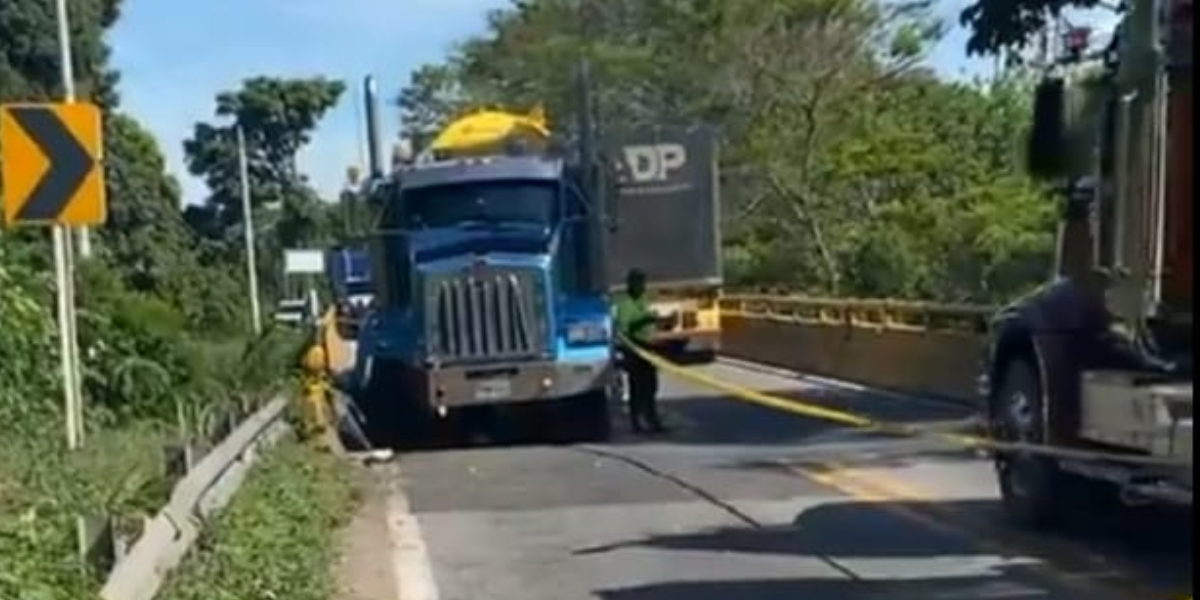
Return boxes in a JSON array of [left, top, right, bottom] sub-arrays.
[[424, 266, 546, 362]]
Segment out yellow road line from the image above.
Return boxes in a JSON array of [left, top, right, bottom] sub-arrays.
[[793, 463, 988, 542], [790, 463, 1171, 600]]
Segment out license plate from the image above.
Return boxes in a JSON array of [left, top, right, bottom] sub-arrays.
[[474, 378, 512, 401]]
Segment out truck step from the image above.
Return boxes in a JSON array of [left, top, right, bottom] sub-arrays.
[[1123, 479, 1193, 505], [1059, 459, 1193, 505], [1079, 370, 1193, 460]]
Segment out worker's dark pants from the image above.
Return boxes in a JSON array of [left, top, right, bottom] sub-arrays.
[[622, 344, 662, 430]]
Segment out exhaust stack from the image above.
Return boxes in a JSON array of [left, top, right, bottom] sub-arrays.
[[363, 75, 384, 179]]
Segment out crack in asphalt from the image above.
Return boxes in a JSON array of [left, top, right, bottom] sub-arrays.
[[571, 444, 866, 583]]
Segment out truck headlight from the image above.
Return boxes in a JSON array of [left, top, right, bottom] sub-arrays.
[[566, 321, 608, 345]]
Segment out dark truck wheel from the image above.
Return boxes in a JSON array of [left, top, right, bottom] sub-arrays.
[[578, 389, 613, 442], [358, 362, 434, 450], [686, 349, 717, 365], [992, 358, 1093, 529], [551, 390, 612, 443]]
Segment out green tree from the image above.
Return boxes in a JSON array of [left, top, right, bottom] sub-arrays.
[[959, 0, 1121, 57], [396, 0, 1057, 303], [182, 76, 346, 298], [397, 64, 466, 146], [0, 0, 120, 104], [182, 76, 345, 237]]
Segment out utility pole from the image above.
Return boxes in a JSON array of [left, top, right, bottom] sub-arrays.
[[54, 0, 85, 449], [55, 0, 93, 261], [237, 125, 263, 335]]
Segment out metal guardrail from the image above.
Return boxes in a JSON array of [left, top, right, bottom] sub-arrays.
[[98, 397, 289, 600], [721, 293, 997, 335]]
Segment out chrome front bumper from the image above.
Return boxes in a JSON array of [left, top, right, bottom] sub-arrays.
[[420, 359, 615, 409]]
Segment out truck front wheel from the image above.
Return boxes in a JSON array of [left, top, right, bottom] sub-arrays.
[[992, 358, 1081, 529], [579, 389, 613, 442], [358, 364, 434, 450], [552, 390, 612, 443]]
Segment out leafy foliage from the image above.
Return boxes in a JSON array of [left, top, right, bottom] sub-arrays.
[[182, 76, 347, 301], [1, 1, 341, 597], [397, 0, 1057, 303], [959, 0, 1117, 58]]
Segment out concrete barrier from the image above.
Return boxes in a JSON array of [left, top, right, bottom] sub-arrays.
[[722, 314, 987, 406]]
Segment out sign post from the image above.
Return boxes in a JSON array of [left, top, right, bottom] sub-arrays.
[[1, 102, 106, 450]]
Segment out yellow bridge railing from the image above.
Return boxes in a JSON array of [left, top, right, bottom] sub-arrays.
[[720, 293, 997, 335]]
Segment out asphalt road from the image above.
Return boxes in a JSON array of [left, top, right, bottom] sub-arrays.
[[340, 360, 1193, 600]]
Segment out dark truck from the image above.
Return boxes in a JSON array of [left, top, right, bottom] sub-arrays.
[[325, 246, 373, 337], [979, 5, 1191, 529], [602, 127, 723, 362]]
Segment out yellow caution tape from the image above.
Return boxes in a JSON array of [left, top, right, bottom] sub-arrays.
[[619, 336, 1191, 468]]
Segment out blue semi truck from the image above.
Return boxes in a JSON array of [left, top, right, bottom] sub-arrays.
[[325, 246, 372, 305], [325, 246, 373, 337], [350, 75, 618, 446]]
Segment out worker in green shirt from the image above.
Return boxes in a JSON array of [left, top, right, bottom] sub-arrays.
[[614, 268, 672, 433]]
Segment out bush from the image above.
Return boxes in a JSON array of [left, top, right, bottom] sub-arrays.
[[0, 245, 312, 599]]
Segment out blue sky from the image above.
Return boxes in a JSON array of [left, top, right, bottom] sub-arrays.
[[109, 0, 995, 206]]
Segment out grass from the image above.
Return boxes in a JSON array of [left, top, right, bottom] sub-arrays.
[[0, 421, 176, 600], [0, 395, 285, 600], [158, 435, 358, 600], [0, 315, 310, 600]]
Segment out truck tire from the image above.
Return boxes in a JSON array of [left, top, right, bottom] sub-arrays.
[[579, 389, 613, 442], [359, 366, 432, 450], [358, 376, 397, 449], [991, 358, 1084, 529], [554, 390, 612, 443], [689, 349, 717, 365]]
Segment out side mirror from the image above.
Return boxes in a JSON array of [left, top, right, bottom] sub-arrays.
[[1027, 77, 1068, 180]]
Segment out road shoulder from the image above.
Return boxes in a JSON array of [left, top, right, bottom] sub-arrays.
[[333, 461, 401, 600]]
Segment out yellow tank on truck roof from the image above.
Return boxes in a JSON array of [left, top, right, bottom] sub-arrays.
[[428, 107, 552, 158]]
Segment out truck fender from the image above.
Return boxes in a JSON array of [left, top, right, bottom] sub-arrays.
[[987, 279, 1109, 445], [987, 319, 1055, 444]]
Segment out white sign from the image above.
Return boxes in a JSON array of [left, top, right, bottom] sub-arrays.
[[622, 143, 687, 182], [284, 249, 325, 274]]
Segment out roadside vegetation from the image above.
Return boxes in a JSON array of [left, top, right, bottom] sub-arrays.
[[156, 438, 357, 600], [1, 1, 354, 598]]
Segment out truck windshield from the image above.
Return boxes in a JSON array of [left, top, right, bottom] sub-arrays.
[[400, 180, 557, 229]]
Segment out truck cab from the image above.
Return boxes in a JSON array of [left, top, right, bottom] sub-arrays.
[[325, 246, 373, 337], [980, 0, 1192, 528], [352, 105, 614, 446]]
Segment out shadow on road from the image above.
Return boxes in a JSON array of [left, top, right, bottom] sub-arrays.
[[592, 575, 1069, 600], [360, 390, 975, 454], [576, 497, 1192, 600], [639, 386, 976, 446], [352, 385, 982, 458]]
